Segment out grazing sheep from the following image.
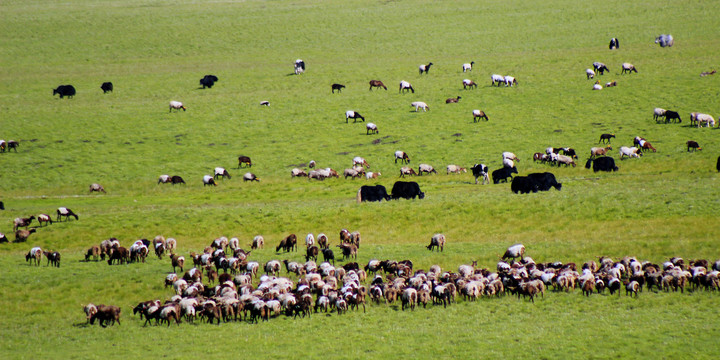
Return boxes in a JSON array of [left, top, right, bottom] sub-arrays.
[[664, 111, 682, 123], [44, 250, 61, 267], [214, 167, 231, 180], [0, 233, 8, 243], [294, 59, 305, 74], [344, 168, 361, 180], [369, 80, 387, 90], [399, 80, 414, 94], [242, 173, 259, 182], [401, 288, 418, 311], [37, 214, 52, 227], [26, 247, 42, 266], [700, 70, 716, 77], [605, 81, 617, 87], [199, 75, 218, 89], [250, 235, 264, 250], [365, 171, 381, 180], [90, 305, 121, 327], [626, 281, 640, 297], [586, 69, 595, 79], [237, 156, 252, 168], [170, 175, 185, 185], [427, 234, 445, 252], [101, 82, 113, 93], [593, 62, 610, 75], [590, 146, 613, 158], [446, 96, 461, 103], [170, 254, 185, 273], [609, 38, 619, 50], [556, 154, 576, 167], [89, 183, 106, 193], [593, 81, 602, 90], [331, 83, 345, 93], [411, 101, 429, 112], [169, 101, 186, 112], [259, 101, 270, 106], [419, 62, 433, 75], [85, 245, 100, 261], [84, 304, 98, 324], [619, 146, 642, 159], [353, 156, 370, 169], [471, 164, 489, 185], [472, 109, 489, 122], [695, 113, 715, 128], [366, 122, 378, 135], [491, 74, 504, 86], [599, 133, 615, 144], [203, 175, 217, 186], [13, 216, 35, 231], [446, 165, 467, 174], [462, 61, 475, 72], [462, 79, 477, 89], [56, 207, 78, 222], [653, 108, 667, 122], [503, 244, 525, 263], [687, 140, 701, 152], [655, 34, 674, 47], [53, 85, 76, 98], [502, 152, 520, 163], [504, 76, 517, 87], [291, 168, 308, 177], [621, 63, 637, 74], [502, 158, 514, 169], [345, 110, 365, 123], [395, 150, 410, 164], [418, 164, 436, 175]]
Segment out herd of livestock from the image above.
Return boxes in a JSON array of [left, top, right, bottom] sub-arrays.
[[77, 235, 720, 327]]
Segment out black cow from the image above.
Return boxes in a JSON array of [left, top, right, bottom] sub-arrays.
[[664, 110, 682, 123], [101, 82, 113, 93], [527, 172, 562, 191], [609, 38, 619, 50], [511, 176, 538, 194], [585, 157, 619, 172], [492, 166, 518, 184], [390, 181, 425, 200], [200, 75, 219, 89], [357, 185, 391, 202], [53, 85, 76, 98]]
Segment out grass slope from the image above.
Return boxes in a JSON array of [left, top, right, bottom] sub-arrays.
[[1, 0, 720, 358]]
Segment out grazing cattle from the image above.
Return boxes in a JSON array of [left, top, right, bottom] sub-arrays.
[[527, 172, 562, 191], [511, 176, 538, 194], [353, 156, 370, 169], [89, 183, 106, 193], [585, 156, 619, 172], [390, 181, 425, 200], [369, 80, 387, 90], [609, 38, 619, 50], [471, 164, 489, 185], [655, 34, 674, 47], [664, 111, 682, 123], [171, 175, 185, 185], [366, 122, 379, 135], [53, 85, 76, 99], [101, 82, 113, 93], [357, 185, 391, 203], [331, 83, 345, 93], [492, 167, 518, 184], [203, 175, 217, 186], [687, 140, 701, 152], [395, 151, 410, 164], [472, 110, 488, 122], [345, 110, 365, 123], [200, 75, 219, 89], [56, 207, 78, 222], [237, 156, 252, 168]]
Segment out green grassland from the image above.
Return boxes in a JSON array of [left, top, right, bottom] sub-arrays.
[[1, 0, 720, 358]]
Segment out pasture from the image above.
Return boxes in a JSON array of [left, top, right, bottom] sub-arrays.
[[1, 0, 720, 357]]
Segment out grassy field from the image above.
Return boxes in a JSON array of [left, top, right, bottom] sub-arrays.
[[2, 0, 720, 358]]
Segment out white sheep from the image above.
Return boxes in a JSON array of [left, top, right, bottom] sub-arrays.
[[653, 108, 667, 121], [621, 63, 637, 74], [418, 164, 436, 175], [214, 167, 231, 180], [158, 174, 170, 184], [491, 74, 504, 86], [472, 110, 488, 122], [353, 156, 370, 168], [504, 76, 517, 87], [305, 234, 315, 247], [203, 175, 216, 186], [345, 110, 365, 123], [366, 122, 378, 135], [446, 164, 467, 174], [399, 80, 414, 94], [411, 101, 429, 112], [696, 113, 715, 127], [502, 152, 519, 162], [502, 158, 514, 169], [365, 171, 381, 180], [619, 146, 642, 159], [169, 101, 186, 112], [586, 69, 595, 79], [462, 79, 477, 89], [462, 61, 475, 72], [593, 81, 603, 90]]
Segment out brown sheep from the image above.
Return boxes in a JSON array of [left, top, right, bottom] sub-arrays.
[[15, 228, 36, 243], [90, 305, 122, 327], [85, 245, 101, 261]]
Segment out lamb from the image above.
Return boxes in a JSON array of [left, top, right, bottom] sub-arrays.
[[462, 79, 477, 89], [472, 110, 488, 122], [366, 123, 379, 135], [399, 80, 414, 94], [447, 165, 467, 174], [419, 62, 433, 75], [621, 63, 637, 74], [427, 234, 445, 252], [169, 101, 186, 112], [418, 164, 436, 175], [395, 150, 410, 164], [586, 69, 595, 79], [89, 183, 106, 193], [84, 304, 98, 324], [56, 207, 78, 222], [243, 173, 260, 182], [462, 61, 475, 72], [411, 101, 429, 112]]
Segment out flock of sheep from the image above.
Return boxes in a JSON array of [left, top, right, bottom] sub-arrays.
[[78, 235, 720, 327]]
